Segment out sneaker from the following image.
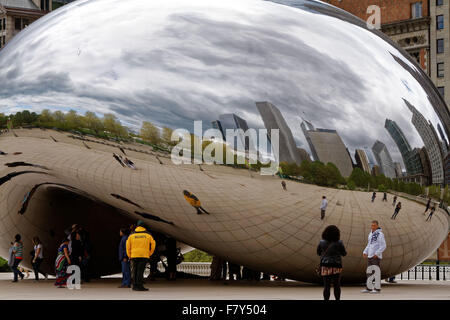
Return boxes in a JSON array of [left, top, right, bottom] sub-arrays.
[[361, 289, 371, 293], [370, 290, 380, 294]]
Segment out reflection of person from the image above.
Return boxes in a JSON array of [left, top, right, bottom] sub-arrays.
[[386, 276, 396, 283], [392, 196, 397, 206], [317, 225, 347, 301], [382, 192, 387, 202], [391, 202, 402, 220], [426, 204, 436, 222], [126, 221, 156, 291], [183, 190, 210, 215], [118, 228, 131, 288], [371, 192, 376, 202], [424, 197, 431, 215], [281, 181, 287, 191], [55, 238, 71, 288], [362, 221, 386, 294], [320, 196, 328, 220]]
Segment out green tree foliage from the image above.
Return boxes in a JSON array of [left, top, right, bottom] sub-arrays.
[[140, 121, 160, 144], [0, 257, 10, 272], [183, 249, 213, 262], [347, 180, 356, 190], [348, 168, 371, 188]]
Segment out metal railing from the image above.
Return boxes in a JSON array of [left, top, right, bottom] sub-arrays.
[[162, 262, 450, 281], [398, 264, 450, 281]]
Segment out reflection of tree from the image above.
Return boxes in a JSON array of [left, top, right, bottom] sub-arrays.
[[140, 121, 160, 144]]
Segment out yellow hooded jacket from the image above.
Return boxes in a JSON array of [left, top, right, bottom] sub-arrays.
[[126, 226, 156, 259], [184, 193, 201, 208]]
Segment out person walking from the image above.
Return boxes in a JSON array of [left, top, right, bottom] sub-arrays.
[[320, 196, 328, 220], [70, 231, 83, 269], [424, 197, 432, 215], [11, 234, 24, 282], [382, 192, 387, 202], [210, 255, 224, 281], [126, 221, 156, 291], [371, 192, 376, 202], [183, 190, 210, 215], [426, 204, 436, 222], [391, 202, 402, 220], [32, 237, 47, 281], [361, 221, 386, 294], [392, 195, 397, 206], [317, 225, 347, 300], [118, 228, 131, 288], [281, 181, 287, 191], [55, 238, 71, 288], [386, 276, 396, 283]]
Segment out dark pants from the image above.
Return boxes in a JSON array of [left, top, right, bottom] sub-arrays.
[[32, 258, 45, 280], [121, 260, 131, 286], [131, 258, 148, 289], [12, 258, 24, 282], [322, 273, 341, 300], [426, 212, 434, 221], [320, 210, 325, 220], [366, 257, 381, 291], [391, 210, 400, 219]]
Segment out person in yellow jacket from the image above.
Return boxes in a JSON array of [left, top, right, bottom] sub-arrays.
[[126, 221, 156, 291], [183, 190, 210, 215]]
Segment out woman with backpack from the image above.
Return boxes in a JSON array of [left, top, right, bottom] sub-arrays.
[[317, 225, 347, 300]]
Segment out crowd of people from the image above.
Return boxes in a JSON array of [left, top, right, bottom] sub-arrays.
[[8, 224, 91, 287]]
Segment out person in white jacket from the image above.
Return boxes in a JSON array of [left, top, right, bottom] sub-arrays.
[[320, 196, 328, 220], [361, 220, 386, 293]]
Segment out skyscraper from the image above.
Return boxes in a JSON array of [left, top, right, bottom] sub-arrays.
[[372, 140, 397, 179], [404, 99, 444, 184], [354, 149, 371, 174], [301, 120, 354, 177], [256, 101, 308, 164], [216, 113, 251, 152], [394, 162, 403, 178], [384, 118, 423, 175]]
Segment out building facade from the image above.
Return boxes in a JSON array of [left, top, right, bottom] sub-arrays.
[[355, 149, 371, 174], [372, 140, 397, 178], [0, 0, 51, 50], [405, 100, 445, 184], [256, 101, 308, 165], [302, 124, 354, 177]]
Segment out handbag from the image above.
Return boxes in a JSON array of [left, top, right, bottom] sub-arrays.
[[315, 242, 332, 277]]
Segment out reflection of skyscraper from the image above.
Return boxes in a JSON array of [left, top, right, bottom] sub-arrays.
[[384, 119, 423, 175], [372, 140, 396, 178], [211, 120, 225, 140], [404, 99, 444, 184], [256, 101, 308, 164], [419, 147, 432, 185], [437, 123, 449, 155], [394, 162, 403, 178], [355, 149, 371, 174], [301, 120, 354, 177], [216, 114, 251, 152], [363, 146, 377, 170]]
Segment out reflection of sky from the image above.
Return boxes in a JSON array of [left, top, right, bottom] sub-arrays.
[[0, 0, 447, 168]]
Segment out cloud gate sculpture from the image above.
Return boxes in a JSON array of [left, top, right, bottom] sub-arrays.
[[0, 0, 449, 283]]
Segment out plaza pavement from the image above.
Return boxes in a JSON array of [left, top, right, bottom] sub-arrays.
[[0, 273, 448, 300]]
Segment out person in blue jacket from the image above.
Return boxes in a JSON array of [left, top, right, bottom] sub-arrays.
[[118, 228, 131, 288]]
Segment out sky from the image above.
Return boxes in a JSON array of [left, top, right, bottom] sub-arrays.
[[0, 0, 447, 169]]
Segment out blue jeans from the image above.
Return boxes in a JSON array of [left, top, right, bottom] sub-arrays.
[[12, 258, 24, 281], [121, 260, 131, 286]]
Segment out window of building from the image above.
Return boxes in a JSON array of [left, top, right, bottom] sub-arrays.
[[438, 62, 445, 78], [40, 0, 50, 11], [0, 19, 2, 31], [437, 0, 444, 5], [438, 87, 445, 97], [411, 2, 423, 19], [438, 39, 445, 53], [437, 15, 444, 30], [14, 18, 21, 30]]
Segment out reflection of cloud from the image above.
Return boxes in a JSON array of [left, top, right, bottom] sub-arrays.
[[0, 0, 444, 167]]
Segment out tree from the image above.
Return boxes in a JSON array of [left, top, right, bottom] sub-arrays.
[[0, 113, 7, 128], [348, 168, 371, 188], [65, 110, 82, 130], [162, 127, 175, 145], [39, 109, 54, 124], [84, 111, 104, 133], [140, 121, 160, 144]]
